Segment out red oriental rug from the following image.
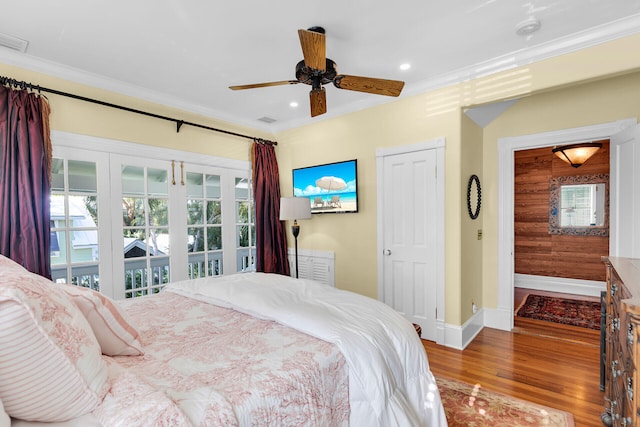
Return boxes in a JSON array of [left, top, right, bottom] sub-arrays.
[[437, 376, 575, 427], [515, 294, 601, 330]]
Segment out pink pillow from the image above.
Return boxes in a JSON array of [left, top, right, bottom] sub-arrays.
[[0, 255, 109, 422], [61, 285, 144, 356]]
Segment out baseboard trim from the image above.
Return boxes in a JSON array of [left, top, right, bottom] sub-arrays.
[[515, 273, 605, 297], [442, 310, 485, 350], [437, 281, 605, 349]]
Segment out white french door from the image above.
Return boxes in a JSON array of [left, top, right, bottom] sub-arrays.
[[52, 131, 252, 300], [110, 156, 179, 299], [183, 164, 254, 278], [50, 146, 113, 295]]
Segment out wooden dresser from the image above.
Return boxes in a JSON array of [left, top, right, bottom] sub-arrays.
[[602, 257, 640, 426]]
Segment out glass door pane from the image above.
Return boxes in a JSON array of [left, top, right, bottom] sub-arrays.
[[187, 172, 223, 278], [235, 176, 255, 272], [50, 158, 101, 290], [121, 165, 171, 298]]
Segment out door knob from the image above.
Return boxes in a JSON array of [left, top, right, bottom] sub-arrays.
[[384, 249, 392, 256]]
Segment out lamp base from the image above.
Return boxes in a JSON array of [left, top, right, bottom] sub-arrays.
[[291, 221, 300, 278]]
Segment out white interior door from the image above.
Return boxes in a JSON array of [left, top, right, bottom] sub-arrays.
[[610, 123, 640, 257], [379, 145, 441, 341]]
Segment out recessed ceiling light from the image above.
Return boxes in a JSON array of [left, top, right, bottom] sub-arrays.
[[399, 63, 411, 71], [515, 17, 541, 36], [289, 101, 299, 108]]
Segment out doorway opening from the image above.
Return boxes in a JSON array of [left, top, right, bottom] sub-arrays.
[[496, 119, 636, 331]]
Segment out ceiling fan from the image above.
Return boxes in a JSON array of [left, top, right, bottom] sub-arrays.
[[229, 26, 405, 118]]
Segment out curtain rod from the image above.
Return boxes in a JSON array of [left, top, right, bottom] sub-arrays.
[[0, 75, 277, 146]]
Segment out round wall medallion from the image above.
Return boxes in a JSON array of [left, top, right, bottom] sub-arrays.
[[466, 174, 481, 220]]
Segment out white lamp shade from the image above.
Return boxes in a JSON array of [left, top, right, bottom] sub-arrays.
[[280, 197, 311, 221]]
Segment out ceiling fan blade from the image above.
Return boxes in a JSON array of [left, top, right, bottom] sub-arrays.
[[229, 80, 299, 90], [298, 29, 326, 71], [333, 75, 404, 97], [309, 88, 327, 117]]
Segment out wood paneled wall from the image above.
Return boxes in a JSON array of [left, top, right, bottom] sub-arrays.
[[514, 141, 609, 281]]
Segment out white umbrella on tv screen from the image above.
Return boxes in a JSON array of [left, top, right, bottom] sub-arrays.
[[315, 176, 347, 192]]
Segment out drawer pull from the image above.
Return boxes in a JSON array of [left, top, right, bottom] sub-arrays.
[[612, 360, 621, 378], [610, 400, 619, 420], [627, 377, 633, 401], [628, 323, 635, 346], [612, 318, 620, 332]]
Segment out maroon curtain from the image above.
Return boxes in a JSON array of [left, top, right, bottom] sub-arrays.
[[0, 85, 52, 278], [252, 141, 290, 275]]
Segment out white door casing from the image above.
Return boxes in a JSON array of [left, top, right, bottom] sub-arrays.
[[376, 138, 445, 344], [495, 118, 637, 331]]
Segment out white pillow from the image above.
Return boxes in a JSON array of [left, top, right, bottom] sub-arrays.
[[0, 255, 109, 422], [0, 398, 9, 427], [61, 284, 144, 356]]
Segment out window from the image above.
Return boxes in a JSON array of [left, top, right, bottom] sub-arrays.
[[235, 177, 255, 271], [50, 154, 107, 291], [51, 132, 251, 299], [121, 165, 171, 298], [187, 172, 223, 278]]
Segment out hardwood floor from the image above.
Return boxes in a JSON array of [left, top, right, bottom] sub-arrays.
[[423, 290, 604, 427]]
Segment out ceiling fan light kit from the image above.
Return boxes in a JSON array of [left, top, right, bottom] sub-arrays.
[[229, 26, 405, 117]]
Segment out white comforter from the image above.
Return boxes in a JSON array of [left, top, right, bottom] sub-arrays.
[[165, 273, 447, 427]]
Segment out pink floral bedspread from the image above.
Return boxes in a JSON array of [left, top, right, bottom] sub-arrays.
[[95, 292, 349, 426]]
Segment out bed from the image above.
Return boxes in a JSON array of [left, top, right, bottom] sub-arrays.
[[0, 254, 447, 426]]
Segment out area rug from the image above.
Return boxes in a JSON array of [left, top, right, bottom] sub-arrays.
[[436, 376, 575, 427], [515, 294, 601, 330]]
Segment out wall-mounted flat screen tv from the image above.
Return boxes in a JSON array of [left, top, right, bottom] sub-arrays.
[[292, 159, 358, 214]]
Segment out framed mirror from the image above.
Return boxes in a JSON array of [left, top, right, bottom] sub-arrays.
[[549, 173, 609, 236], [466, 174, 481, 220]]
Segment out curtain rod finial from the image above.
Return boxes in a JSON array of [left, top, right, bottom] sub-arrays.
[[255, 138, 278, 146]]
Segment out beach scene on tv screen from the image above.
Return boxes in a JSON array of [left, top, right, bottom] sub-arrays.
[[293, 160, 357, 213]]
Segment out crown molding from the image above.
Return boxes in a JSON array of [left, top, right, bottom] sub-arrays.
[[402, 14, 640, 100], [1, 14, 640, 133]]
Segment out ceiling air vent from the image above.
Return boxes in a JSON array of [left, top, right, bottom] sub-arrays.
[[0, 32, 29, 52], [258, 116, 277, 124]]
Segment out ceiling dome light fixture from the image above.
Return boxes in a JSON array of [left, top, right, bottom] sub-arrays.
[[552, 142, 602, 168], [399, 63, 411, 71], [516, 16, 542, 36]]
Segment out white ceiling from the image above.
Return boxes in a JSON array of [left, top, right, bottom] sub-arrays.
[[1, 1, 640, 133]]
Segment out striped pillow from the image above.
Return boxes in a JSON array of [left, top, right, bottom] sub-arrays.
[[0, 256, 109, 422], [61, 285, 144, 356]]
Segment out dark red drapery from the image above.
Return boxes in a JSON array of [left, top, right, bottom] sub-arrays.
[[0, 85, 52, 278], [252, 141, 290, 275]]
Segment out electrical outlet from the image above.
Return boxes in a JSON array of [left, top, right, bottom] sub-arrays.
[[472, 301, 478, 314], [477, 229, 483, 240]]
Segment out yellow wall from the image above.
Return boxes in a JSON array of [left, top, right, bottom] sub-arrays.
[[0, 63, 272, 161], [276, 94, 463, 315], [460, 114, 483, 323], [2, 32, 640, 327]]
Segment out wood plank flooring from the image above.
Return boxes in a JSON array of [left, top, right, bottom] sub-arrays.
[[423, 289, 604, 427]]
